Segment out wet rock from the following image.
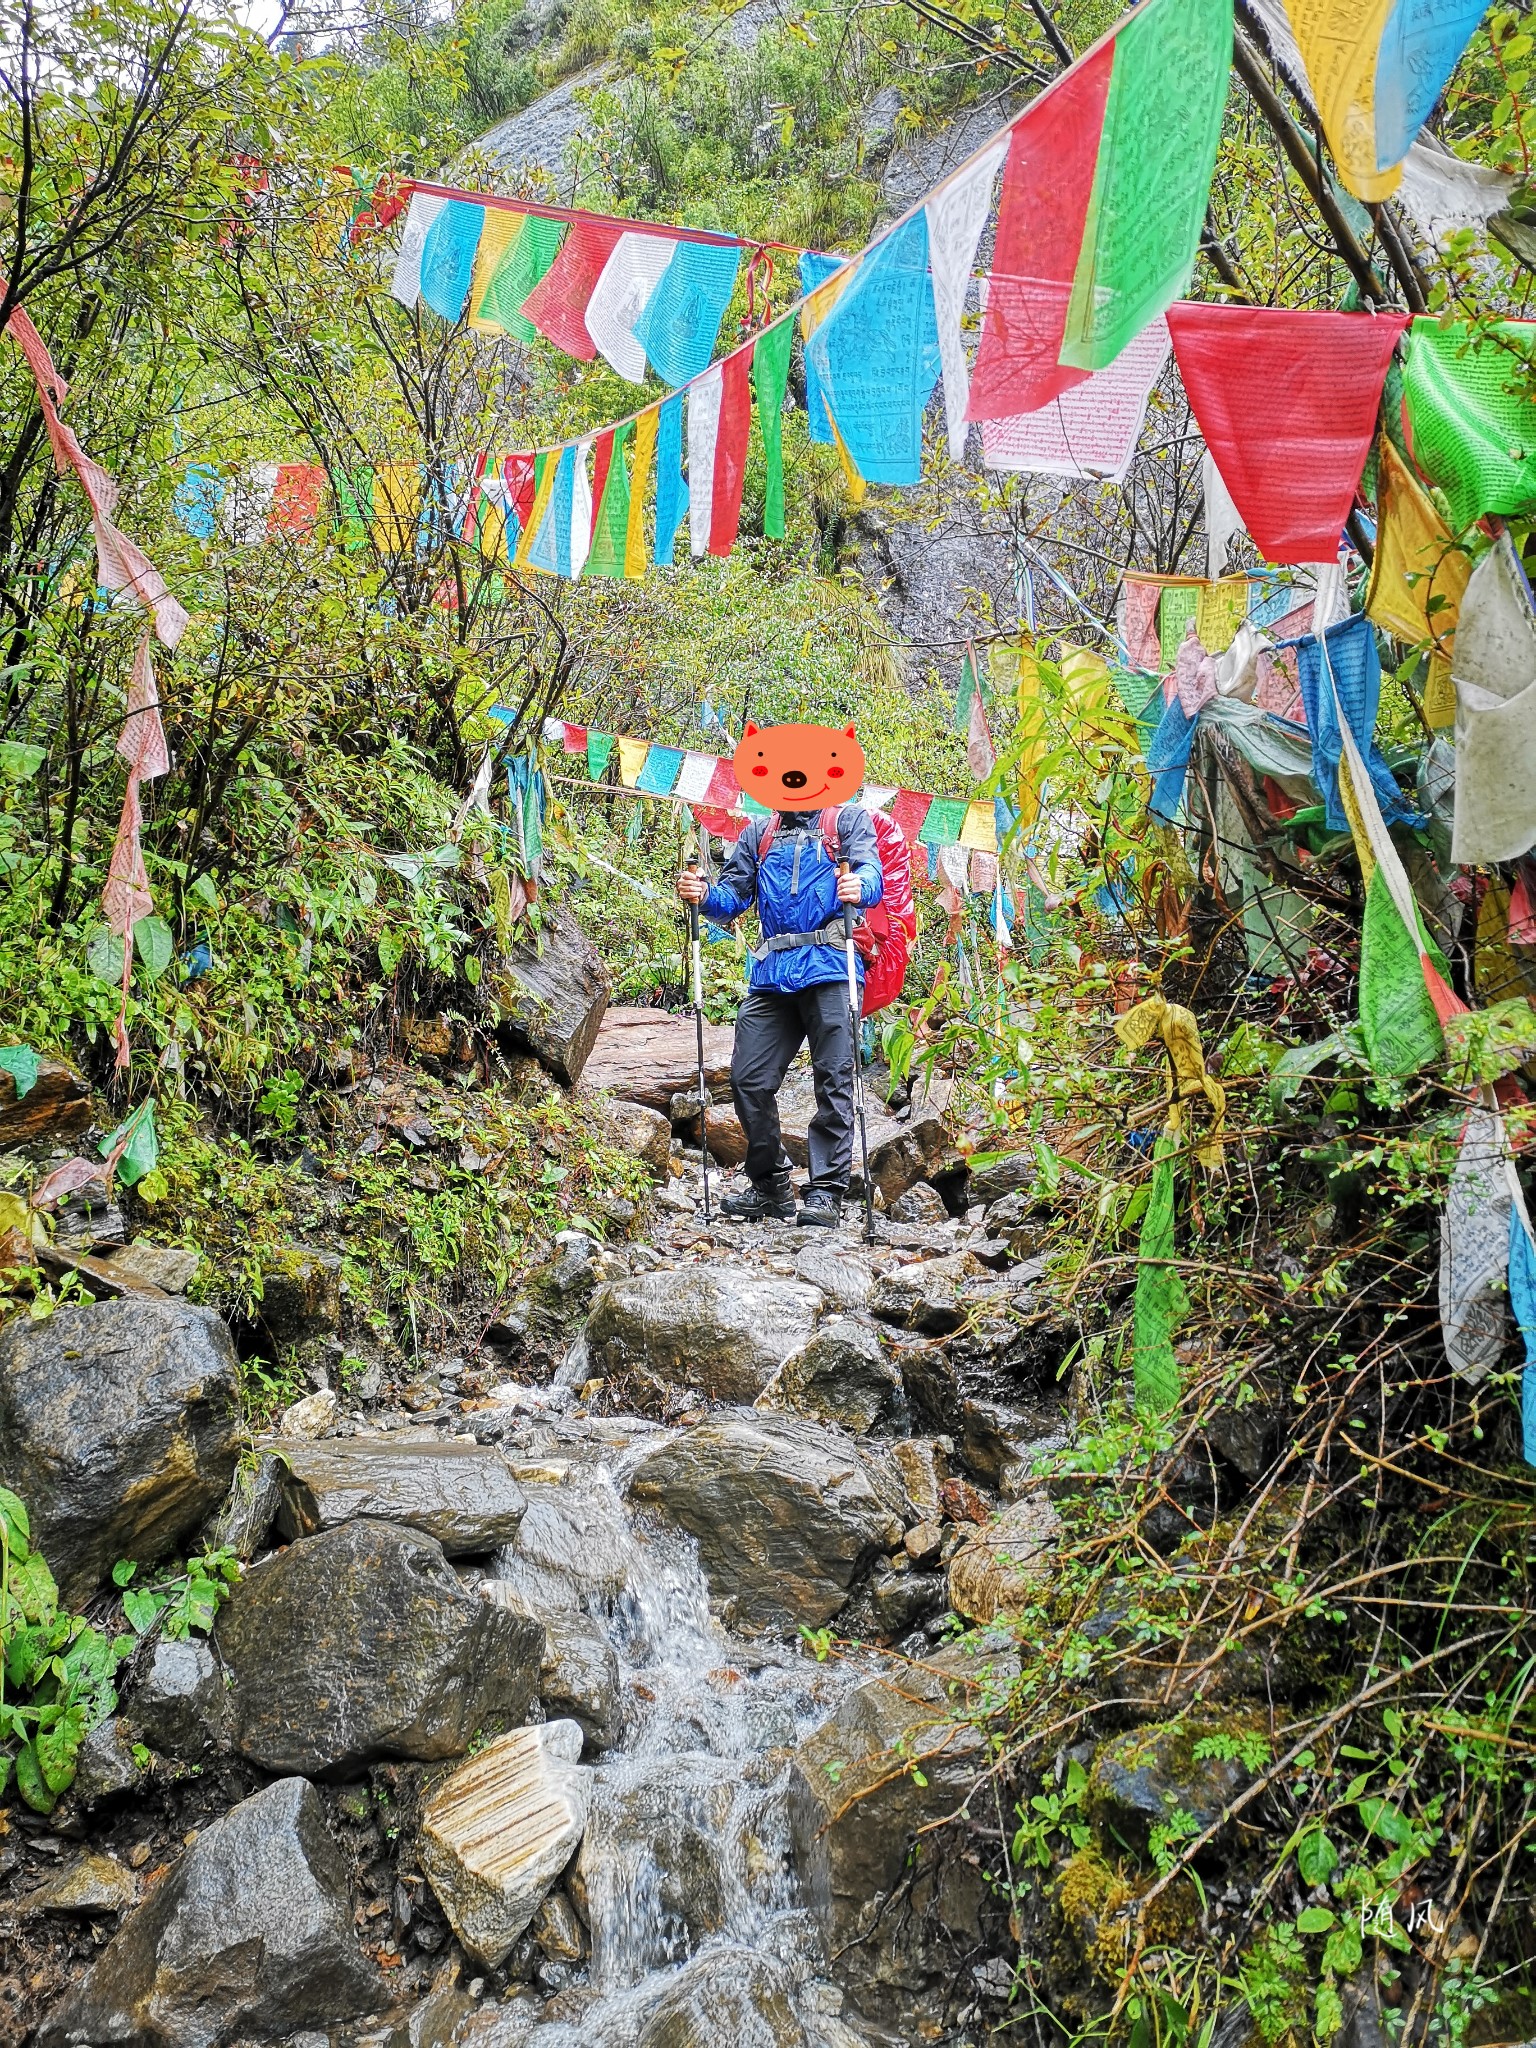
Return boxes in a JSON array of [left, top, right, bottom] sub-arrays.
[[903, 1519, 943, 1566], [869, 1561, 948, 1638], [890, 1437, 949, 1520], [96, 1243, 202, 1295], [419, 1720, 593, 1969], [277, 1387, 339, 1440], [628, 1412, 904, 1629], [217, 1519, 542, 1775], [274, 1437, 528, 1556], [634, 1945, 809, 2048], [602, 1098, 673, 1177], [491, 903, 611, 1087], [582, 1004, 733, 1111], [1197, 1392, 1286, 1486], [582, 1270, 823, 1406], [948, 1495, 1062, 1622], [37, 1776, 383, 2048], [960, 1397, 1060, 1491], [787, 1648, 1010, 2033], [792, 1241, 873, 1312], [257, 1246, 342, 1346], [0, 1297, 240, 1606], [577, 1752, 739, 1963], [890, 1338, 962, 1434], [776, 1067, 956, 1203], [0, 1054, 91, 1145], [204, 1451, 284, 1559], [22, 1851, 138, 1916], [540, 1610, 622, 1751], [889, 1183, 948, 1226], [968, 1148, 1034, 1208], [532, 1889, 587, 1963], [494, 1239, 624, 1364], [49, 1175, 126, 1253], [755, 1316, 903, 1435], [869, 1253, 977, 1335], [510, 1473, 635, 1607], [72, 1717, 148, 1804], [668, 1090, 749, 1168], [126, 1637, 230, 1760], [982, 1187, 1047, 1257], [1088, 1719, 1252, 1855]]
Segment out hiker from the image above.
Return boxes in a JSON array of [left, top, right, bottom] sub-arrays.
[[677, 721, 884, 1229]]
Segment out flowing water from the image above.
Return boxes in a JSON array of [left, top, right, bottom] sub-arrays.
[[482, 1453, 870, 2047]]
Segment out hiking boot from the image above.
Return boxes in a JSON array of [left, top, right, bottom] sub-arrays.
[[721, 1176, 796, 1223], [796, 1189, 843, 1230]]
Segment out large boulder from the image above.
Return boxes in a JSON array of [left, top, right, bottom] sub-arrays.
[[869, 1252, 978, 1335], [0, 1053, 90, 1147], [418, 1720, 592, 1969], [581, 1270, 823, 1406], [601, 1098, 673, 1177], [778, 1067, 955, 1203], [274, 1437, 528, 1556], [667, 1090, 749, 1168], [968, 1148, 1034, 1209], [786, 1643, 1017, 2034], [755, 1316, 904, 1435], [492, 903, 611, 1087], [581, 1005, 733, 1111], [216, 1519, 542, 1775], [627, 1412, 904, 1629], [947, 1494, 1061, 1623], [36, 1776, 383, 2048], [0, 1298, 241, 1605]]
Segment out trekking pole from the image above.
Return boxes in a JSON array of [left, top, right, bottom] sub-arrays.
[[685, 853, 713, 1224], [839, 861, 875, 1242]]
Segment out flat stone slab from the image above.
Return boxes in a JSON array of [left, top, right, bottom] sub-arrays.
[[274, 1437, 528, 1556]]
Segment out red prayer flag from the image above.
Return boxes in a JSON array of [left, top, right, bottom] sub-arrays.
[[1122, 577, 1163, 671], [519, 221, 621, 361], [967, 43, 1114, 423], [703, 757, 740, 808], [710, 345, 754, 558], [267, 464, 324, 539], [589, 427, 616, 546], [693, 803, 747, 842], [503, 453, 537, 532], [891, 789, 931, 843], [562, 724, 588, 753], [1166, 305, 1410, 565]]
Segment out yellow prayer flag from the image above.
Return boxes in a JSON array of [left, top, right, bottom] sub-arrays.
[[626, 407, 659, 579], [1115, 993, 1226, 1167], [371, 464, 421, 554], [618, 737, 649, 786], [1337, 750, 1377, 889], [1287, 0, 1400, 203], [959, 801, 996, 853], [467, 210, 525, 331], [1193, 576, 1248, 655], [1014, 646, 1052, 834], [1366, 438, 1470, 662], [1422, 652, 1457, 730]]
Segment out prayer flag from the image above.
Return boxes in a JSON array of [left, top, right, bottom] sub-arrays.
[[1122, 577, 1163, 671], [918, 796, 969, 846], [585, 231, 678, 382], [516, 450, 561, 573], [960, 801, 997, 852], [471, 213, 564, 339], [618, 737, 649, 785], [1509, 1196, 1536, 1466], [1290, 612, 1418, 833], [467, 207, 525, 329], [1403, 317, 1536, 537], [174, 464, 224, 539], [637, 745, 683, 795], [675, 752, 719, 802], [587, 731, 615, 780], [521, 221, 624, 361], [1194, 576, 1248, 656], [654, 392, 689, 568], [709, 346, 754, 558], [1158, 584, 1201, 671], [222, 464, 278, 546], [635, 239, 742, 387], [1447, 532, 1536, 867], [926, 142, 1007, 458], [390, 192, 447, 305], [891, 789, 932, 843], [569, 438, 594, 578], [982, 314, 1169, 479], [752, 316, 796, 540], [687, 364, 724, 559], [419, 200, 485, 321], [1365, 437, 1470, 660], [372, 464, 421, 554], [626, 406, 659, 577], [585, 422, 633, 579], [1204, 448, 1247, 579], [799, 251, 853, 442], [268, 464, 323, 540], [805, 215, 941, 486], [703, 757, 739, 808], [562, 724, 587, 752], [1439, 1107, 1512, 1383], [1167, 304, 1408, 564]]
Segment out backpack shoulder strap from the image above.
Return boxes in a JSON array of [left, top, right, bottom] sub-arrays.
[[750, 814, 778, 863], [821, 804, 859, 864]]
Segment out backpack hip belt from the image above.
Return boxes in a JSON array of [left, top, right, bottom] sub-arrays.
[[752, 919, 852, 961]]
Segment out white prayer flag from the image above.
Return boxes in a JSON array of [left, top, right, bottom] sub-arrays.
[[584, 232, 678, 384], [926, 142, 1007, 460]]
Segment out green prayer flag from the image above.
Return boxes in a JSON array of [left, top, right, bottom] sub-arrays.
[[336, 468, 373, 552], [1062, 0, 1232, 372], [1159, 585, 1199, 671], [100, 1098, 158, 1188], [1402, 318, 1536, 536], [476, 215, 564, 341], [1358, 867, 1449, 1076], [954, 645, 983, 737], [751, 317, 796, 541], [585, 423, 633, 581], [918, 797, 969, 847], [1132, 1128, 1186, 1416], [587, 731, 615, 780], [0, 1046, 40, 1100], [740, 792, 772, 818]]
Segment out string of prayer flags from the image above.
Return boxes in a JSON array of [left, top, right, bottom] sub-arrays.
[[1167, 305, 1409, 564], [804, 217, 941, 487], [1280, 0, 1492, 204], [1402, 318, 1536, 538], [968, 0, 1229, 422], [1446, 533, 1536, 868], [980, 314, 1170, 481]]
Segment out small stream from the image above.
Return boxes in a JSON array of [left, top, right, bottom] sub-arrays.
[[482, 1453, 870, 2047]]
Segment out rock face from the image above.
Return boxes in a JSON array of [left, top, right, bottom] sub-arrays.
[[217, 1519, 543, 1775], [776, 1067, 955, 1202], [582, 1270, 823, 1406], [127, 1638, 230, 1760], [97, 1243, 202, 1295], [756, 1316, 903, 1435], [581, 1005, 733, 1111], [257, 1245, 341, 1346], [948, 1495, 1061, 1623], [540, 1610, 622, 1751], [418, 1720, 593, 1969], [493, 902, 611, 1087], [968, 1148, 1034, 1208], [0, 1054, 90, 1146], [0, 1298, 241, 1605], [602, 1098, 674, 1177], [37, 1776, 383, 2048], [787, 1647, 1013, 2033], [204, 1451, 284, 1559], [627, 1412, 904, 1629], [274, 1437, 528, 1556], [634, 1945, 809, 2048]]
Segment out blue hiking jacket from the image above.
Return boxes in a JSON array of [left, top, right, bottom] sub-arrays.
[[703, 806, 884, 994]]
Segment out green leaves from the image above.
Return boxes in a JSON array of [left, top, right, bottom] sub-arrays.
[[378, 927, 406, 976], [1296, 1828, 1339, 1886], [133, 914, 175, 981]]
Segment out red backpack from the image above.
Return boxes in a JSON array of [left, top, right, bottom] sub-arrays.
[[753, 805, 917, 1017]]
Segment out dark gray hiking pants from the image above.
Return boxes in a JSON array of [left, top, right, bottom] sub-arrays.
[[731, 982, 855, 1194]]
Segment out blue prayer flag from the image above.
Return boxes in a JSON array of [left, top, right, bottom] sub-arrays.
[[1510, 1206, 1536, 1468], [653, 393, 689, 568], [1288, 613, 1421, 834], [803, 219, 941, 487], [419, 201, 485, 322], [637, 745, 683, 795], [799, 252, 843, 445], [174, 464, 224, 539], [1146, 692, 1196, 822], [635, 241, 741, 388]]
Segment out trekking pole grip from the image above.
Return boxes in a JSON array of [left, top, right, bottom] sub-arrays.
[[839, 858, 854, 938]]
